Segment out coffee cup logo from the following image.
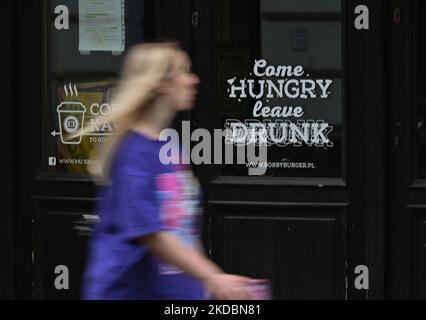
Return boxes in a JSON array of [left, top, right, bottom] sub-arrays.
[[52, 83, 116, 146], [53, 84, 87, 145]]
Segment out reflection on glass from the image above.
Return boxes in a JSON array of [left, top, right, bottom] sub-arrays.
[[218, 0, 343, 178]]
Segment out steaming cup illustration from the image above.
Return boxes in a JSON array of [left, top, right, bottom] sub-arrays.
[[57, 102, 87, 145]]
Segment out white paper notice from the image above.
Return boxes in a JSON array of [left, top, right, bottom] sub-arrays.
[[79, 0, 125, 54]]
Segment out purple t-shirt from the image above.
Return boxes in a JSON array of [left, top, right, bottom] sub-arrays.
[[82, 131, 205, 300]]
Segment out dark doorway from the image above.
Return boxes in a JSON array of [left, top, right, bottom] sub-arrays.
[[3, 0, 389, 300], [192, 0, 385, 299], [386, 0, 426, 299]]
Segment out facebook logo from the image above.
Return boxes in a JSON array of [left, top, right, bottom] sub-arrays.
[[49, 157, 57, 166]]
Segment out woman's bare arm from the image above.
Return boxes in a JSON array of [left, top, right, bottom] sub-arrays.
[[138, 232, 221, 281], [138, 232, 252, 300]]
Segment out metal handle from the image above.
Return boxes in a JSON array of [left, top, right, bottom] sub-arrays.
[[192, 11, 200, 27]]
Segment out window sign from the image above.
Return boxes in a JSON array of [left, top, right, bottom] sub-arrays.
[[50, 80, 115, 173], [79, 0, 126, 55], [218, 0, 343, 178], [225, 61, 335, 148]]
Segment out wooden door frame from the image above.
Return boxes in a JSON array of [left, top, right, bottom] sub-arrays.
[[385, 0, 426, 299], [1, 0, 15, 300], [0, 0, 41, 300], [346, 0, 385, 299]]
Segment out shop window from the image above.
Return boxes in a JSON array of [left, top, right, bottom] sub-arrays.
[[218, 0, 343, 178], [44, 0, 154, 175]]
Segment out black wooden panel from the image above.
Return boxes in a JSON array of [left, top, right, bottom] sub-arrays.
[[210, 182, 349, 204], [210, 203, 347, 300], [34, 199, 97, 300], [156, 0, 191, 51], [42, 211, 96, 300], [413, 209, 426, 299], [0, 0, 14, 300], [408, 185, 426, 206], [347, 0, 385, 300]]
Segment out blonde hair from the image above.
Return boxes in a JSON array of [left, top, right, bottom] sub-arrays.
[[76, 42, 184, 182]]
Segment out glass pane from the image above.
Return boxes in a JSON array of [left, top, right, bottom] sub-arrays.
[[218, 0, 343, 178], [45, 0, 151, 174]]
